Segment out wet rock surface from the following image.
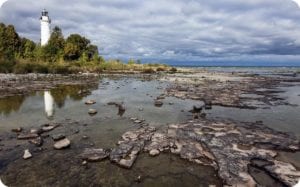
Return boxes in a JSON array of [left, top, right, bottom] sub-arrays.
[[164, 73, 300, 109], [77, 118, 299, 186]]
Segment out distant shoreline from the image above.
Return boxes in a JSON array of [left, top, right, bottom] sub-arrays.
[[172, 65, 300, 68]]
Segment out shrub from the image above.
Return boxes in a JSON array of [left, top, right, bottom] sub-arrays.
[[156, 67, 166, 72], [13, 62, 49, 74], [142, 68, 155, 74], [0, 59, 15, 73], [169, 67, 177, 73]]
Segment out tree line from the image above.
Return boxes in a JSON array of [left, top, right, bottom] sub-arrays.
[[0, 23, 104, 73]]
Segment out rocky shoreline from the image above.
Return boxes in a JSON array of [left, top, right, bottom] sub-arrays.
[[0, 70, 300, 186], [163, 72, 300, 109], [1, 117, 299, 186]]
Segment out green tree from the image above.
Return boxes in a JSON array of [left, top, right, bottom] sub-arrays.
[[22, 38, 36, 59], [64, 42, 80, 60], [0, 23, 20, 72], [41, 26, 65, 62], [64, 34, 90, 60], [86, 44, 98, 60], [128, 59, 136, 65]]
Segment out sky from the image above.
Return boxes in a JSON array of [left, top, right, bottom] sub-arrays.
[[1, 0, 300, 65]]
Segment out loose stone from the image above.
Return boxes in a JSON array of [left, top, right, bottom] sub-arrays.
[[85, 100, 96, 105], [88, 109, 98, 115], [23, 149, 32, 160], [52, 134, 65, 141], [54, 138, 71, 149], [29, 137, 43, 147], [154, 100, 163, 107], [11, 127, 23, 133], [17, 133, 39, 140], [149, 149, 160, 156]]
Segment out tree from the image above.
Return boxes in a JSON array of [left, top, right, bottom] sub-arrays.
[[0, 23, 20, 72], [65, 34, 90, 54], [48, 26, 64, 50], [63, 42, 80, 61], [0, 23, 20, 60], [86, 44, 98, 60], [128, 59, 136, 65], [19, 38, 36, 59], [42, 26, 65, 62]]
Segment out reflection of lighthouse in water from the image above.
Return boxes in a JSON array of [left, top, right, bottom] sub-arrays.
[[44, 91, 55, 118]]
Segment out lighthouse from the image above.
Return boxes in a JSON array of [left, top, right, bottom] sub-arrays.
[[40, 9, 51, 46]]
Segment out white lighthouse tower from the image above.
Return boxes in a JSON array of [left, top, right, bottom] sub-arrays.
[[40, 9, 51, 46]]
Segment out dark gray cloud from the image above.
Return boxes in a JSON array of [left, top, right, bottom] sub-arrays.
[[1, 0, 300, 63]]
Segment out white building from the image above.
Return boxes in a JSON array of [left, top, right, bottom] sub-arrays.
[[40, 9, 51, 46]]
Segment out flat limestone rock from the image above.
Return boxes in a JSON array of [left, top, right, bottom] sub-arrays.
[[118, 153, 137, 169], [264, 160, 300, 186], [79, 148, 109, 162], [17, 133, 39, 140], [23, 149, 32, 159], [41, 124, 59, 132], [52, 134, 65, 141], [29, 137, 43, 147], [85, 100, 96, 105], [54, 138, 70, 149]]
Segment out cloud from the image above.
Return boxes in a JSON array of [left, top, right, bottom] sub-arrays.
[[0, 0, 8, 8], [1, 0, 300, 63]]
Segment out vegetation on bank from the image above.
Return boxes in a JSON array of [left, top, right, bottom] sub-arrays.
[[0, 23, 175, 74]]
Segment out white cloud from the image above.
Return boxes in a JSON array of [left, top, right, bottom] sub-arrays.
[[0, 0, 8, 8], [292, 0, 300, 7]]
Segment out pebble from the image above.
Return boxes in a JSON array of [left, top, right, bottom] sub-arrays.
[[23, 149, 32, 159], [82, 160, 87, 166]]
